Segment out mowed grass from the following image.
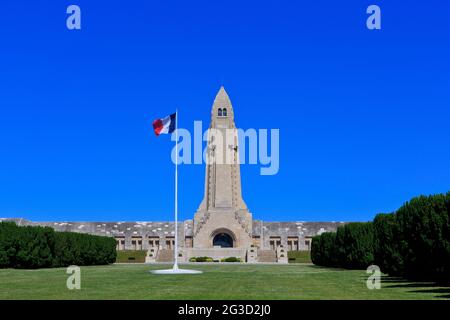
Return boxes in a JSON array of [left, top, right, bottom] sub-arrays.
[[116, 250, 147, 263], [288, 251, 312, 263], [0, 264, 449, 300]]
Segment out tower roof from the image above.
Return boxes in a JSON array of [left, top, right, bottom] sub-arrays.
[[216, 86, 229, 100], [211, 86, 234, 125], [213, 86, 231, 107]]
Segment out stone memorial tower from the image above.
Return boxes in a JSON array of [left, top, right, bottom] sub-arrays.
[[193, 87, 253, 249]]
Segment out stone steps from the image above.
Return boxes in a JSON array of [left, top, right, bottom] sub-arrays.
[[258, 250, 277, 263], [156, 249, 174, 262]]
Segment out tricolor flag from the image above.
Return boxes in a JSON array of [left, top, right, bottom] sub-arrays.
[[152, 113, 176, 136]]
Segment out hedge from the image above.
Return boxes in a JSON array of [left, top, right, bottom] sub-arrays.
[[0, 221, 116, 269], [220, 257, 241, 262], [393, 193, 450, 282], [373, 213, 403, 276], [311, 192, 450, 284], [189, 256, 214, 262], [336, 222, 374, 269], [311, 223, 374, 269], [311, 231, 338, 267]]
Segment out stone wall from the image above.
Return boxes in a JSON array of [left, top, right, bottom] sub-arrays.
[[0, 218, 345, 251]]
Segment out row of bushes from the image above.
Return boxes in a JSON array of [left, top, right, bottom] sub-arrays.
[[0, 221, 116, 269], [188, 256, 242, 262], [189, 256, 214, 262], [311, 192, 450, 283], [221, 257, 241, 262], [311, 222, 374, 269]]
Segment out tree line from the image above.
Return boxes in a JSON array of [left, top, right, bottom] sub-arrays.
[[311, 192, 450, 284], [0, 221, 116, 268]]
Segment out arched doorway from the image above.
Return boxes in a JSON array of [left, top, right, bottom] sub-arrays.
[[212, 232, 234, 248]]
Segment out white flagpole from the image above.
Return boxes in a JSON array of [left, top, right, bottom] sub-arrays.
[[151, 108, 201, 274], [173, 109, 179, 270]]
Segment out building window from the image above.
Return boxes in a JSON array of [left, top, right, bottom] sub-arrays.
[[222, 108, 227, 116], [287, 237, 299, 251], [305, 240, 311, 250], [116, 237, 125, 250], [218, 108, 222, 116], [165, 236, 175, 249], [148, 237, 160, 248], [131, 237, 142, 250], [269, 237, 281, 250]]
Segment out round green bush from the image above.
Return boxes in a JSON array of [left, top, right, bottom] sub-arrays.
[[221, 257, 241, 262]]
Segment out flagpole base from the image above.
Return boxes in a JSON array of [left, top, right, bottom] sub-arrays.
[[150, 268, 203, 275], [150, 262, 202, 274]]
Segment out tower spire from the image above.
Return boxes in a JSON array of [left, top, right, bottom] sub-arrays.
[[193, 87, 252, 249], [210, 86, 235, 128]]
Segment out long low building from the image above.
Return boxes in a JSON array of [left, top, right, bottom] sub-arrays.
[[0, 218, 344, 263]]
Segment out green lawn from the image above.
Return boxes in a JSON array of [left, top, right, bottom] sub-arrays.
[[116, 250, 147, 263], [0, 264, 449, 300], [288, 251, 312, 263]]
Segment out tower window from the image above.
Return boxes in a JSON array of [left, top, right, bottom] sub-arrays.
[[218, 108, 222, 116], [222, 108, 227, 116]]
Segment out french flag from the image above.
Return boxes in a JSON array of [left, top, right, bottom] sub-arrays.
[[152, 113, 176, 136]]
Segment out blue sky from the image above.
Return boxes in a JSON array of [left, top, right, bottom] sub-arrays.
[[0, 0, 449, 222]]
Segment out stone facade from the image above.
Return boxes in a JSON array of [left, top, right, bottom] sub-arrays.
[[0, 87, 347, 263], [193, 87, 253, 249], [0, 218, 344, 252]]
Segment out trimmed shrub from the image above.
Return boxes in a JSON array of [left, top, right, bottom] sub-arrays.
[[395, 193, 450, 283], [312, 223, 374, 269], [220, 257, 241, 262], [311, 232, 338, 267], [190, 256, 213, 262], [0, 221, 116, 269], [0, 222, 55, 269], [0, 221, 20, 267], [373, 213, 403, 276], [52, 231, 116, 267], [196, 256, 209, 262], [336, 222, 374, 269], [311, 191, 450, 284]]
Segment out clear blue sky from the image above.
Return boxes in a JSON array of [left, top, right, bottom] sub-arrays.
[[0, 1, 449, 222]]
